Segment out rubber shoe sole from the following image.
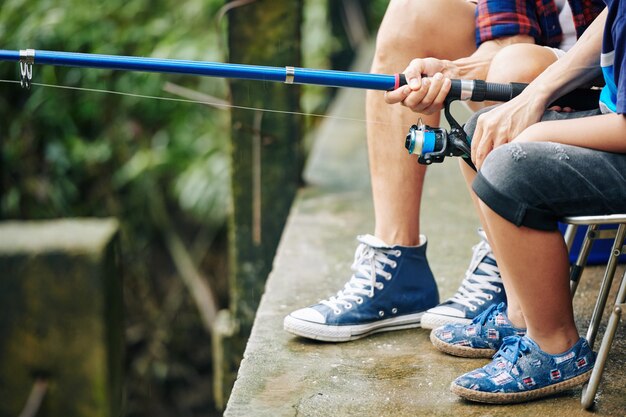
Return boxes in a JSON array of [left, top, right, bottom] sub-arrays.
[[450, 369, 593, 404], [283, 312, 424, 342], [430, 329, 497, 358], [421, 312, 472, 330]]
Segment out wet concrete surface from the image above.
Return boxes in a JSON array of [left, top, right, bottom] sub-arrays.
[[225, 48, 626, 417]]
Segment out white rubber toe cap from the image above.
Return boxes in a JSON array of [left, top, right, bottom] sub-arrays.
[[288, 307, 326, 324], [425, 305, 468, 319]]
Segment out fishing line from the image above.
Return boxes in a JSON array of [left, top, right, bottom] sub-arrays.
[[0, 79, 401, 127]]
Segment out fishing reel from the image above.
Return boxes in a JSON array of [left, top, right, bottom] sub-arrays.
[[404, 100, 476, 170], [405, 119, 463, 164]]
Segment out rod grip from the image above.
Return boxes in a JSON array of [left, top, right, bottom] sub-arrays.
[[391, 75, 599, 110], [447, 79, 526, 102], [448, 79, 599, 110], [396, 77, 525, 101]]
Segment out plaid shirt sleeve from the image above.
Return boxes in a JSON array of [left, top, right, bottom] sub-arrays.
[[475, 0, 544, 46]]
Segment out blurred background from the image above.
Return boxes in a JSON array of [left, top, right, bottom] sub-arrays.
[[0, 1, 388, 415]]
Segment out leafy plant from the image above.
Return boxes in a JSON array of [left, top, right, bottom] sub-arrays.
[[0, 1, 230, 415]]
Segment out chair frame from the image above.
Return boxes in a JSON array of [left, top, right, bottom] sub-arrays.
[[562, 214, 626, 409]]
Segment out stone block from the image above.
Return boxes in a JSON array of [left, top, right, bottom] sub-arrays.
[[0, 218, 123, 417]]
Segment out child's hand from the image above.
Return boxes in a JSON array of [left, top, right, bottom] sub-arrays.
[[471, 94, 546, 169]]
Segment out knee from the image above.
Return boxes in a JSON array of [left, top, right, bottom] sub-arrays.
[[481, 144, 520, 178], [371, 0, 474, 73], [476, 143, 559, 230], [480, 143, 537, 193], [486, 44, 557, 84], [372, 0, 433, 72]]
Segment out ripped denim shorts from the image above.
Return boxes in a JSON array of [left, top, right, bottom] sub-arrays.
[[465, 108, 626, 231]]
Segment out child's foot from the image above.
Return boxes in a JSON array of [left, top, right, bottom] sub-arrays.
[[451, 335, 595, 404], [283, 234, 439, 342], [430, 302, 526, 358]]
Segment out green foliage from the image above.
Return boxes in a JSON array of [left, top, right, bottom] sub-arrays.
[[369, 0, 390, 29], [0, 0, 230, 415], [301, 0, 332, 116], [0, 0, 230, 226]]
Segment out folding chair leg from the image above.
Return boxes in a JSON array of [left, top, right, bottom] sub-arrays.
[[586, 224, 626, 348], [582, 270, 626, 409], [570, 224, 598, 296], [564, 224, 579, 251]]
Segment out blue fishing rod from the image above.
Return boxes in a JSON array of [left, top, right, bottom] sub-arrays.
[[0, 48, 542, 99], [0, 48, 600, 170]]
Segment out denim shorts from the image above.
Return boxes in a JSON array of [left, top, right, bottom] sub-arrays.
[[464, 107, 626, 231]]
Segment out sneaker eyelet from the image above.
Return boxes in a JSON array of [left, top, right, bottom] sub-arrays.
[[377, 283, 384, 290], [395, 250, 401, 257], [379, 311, 385, 317], [391, 308, 398, 314], [356, 297, 363, 304], [478, 301, 485, 305], [470, 306, 477, 312], [384, 274, 392, 281], [334, 309, 341, 315], [345, 303, 353, 309], [486, 294, 493, 300], [496, 288, 502, 293], [391, 261, 398, 269]]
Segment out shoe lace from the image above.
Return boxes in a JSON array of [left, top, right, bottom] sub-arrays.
[[447, 238, 501, 311], [471, 301, 506, 326], [320, 242, 399, 314], [494, 335, 531, 366]]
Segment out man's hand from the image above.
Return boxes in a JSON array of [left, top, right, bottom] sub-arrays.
[[384, 58, 458, 115], [384, 33, 538, 115]]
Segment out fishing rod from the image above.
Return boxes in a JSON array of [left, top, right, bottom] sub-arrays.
[[2, 48, 543, 100], [1, 48, 600, 170]]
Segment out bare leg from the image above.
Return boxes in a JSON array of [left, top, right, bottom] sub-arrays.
[[485, 43, 559, 83], [285, 0, 478, 342], [367, 0, 475, 246], [478, 201, 580, 354], [459, 161, 531, 325], [459, 43, 560, 325]]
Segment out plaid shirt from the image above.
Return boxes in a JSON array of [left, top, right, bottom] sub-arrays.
[[476, 0, 605, 47]]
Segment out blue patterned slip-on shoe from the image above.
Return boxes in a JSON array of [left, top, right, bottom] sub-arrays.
[[430, 302, 526, 358], [283, 234, 439, 342], [421, 229, 505, 329], [451, 335, 596, 404]]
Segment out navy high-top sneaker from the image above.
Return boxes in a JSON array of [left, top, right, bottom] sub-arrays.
[[284, 234, 439, 342], [421, 229, 506, 329]]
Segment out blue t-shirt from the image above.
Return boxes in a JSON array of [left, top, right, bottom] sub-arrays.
[[600, 0, 626, 114]]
